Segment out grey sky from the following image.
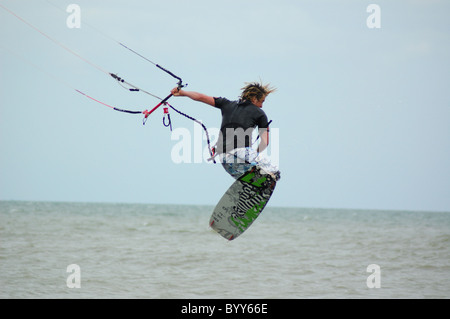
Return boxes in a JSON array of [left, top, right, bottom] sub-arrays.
[[1, 0, 449, 212]]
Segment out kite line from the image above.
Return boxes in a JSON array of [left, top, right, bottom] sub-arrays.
[[0, 2, 215, 162]]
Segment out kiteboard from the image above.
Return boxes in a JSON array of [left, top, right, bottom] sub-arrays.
[[209, 166, 277, 240]]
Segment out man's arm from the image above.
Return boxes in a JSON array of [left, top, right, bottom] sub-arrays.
[[171, 88, 215, 106], [257, 128, 269, 153]]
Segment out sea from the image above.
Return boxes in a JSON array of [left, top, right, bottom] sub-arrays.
[[1, 201, 449, 299]]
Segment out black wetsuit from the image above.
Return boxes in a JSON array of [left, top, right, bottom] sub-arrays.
[[213, 97, 269, 154]]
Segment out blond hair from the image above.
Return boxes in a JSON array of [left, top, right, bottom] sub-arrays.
[[240, 81, 276, 102]]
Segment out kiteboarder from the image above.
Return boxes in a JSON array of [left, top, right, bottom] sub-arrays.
[[171, 82, 280, 181]]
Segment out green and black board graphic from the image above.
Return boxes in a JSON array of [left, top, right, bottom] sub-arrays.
[[210, 166, 277, 240]]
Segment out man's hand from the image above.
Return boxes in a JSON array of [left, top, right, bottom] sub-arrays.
[[171, 87, 183, 96]]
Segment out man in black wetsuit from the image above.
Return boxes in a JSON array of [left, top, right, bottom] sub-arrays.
[[171, 82, 280, 180]]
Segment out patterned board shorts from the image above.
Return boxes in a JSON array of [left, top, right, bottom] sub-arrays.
[[218, 147, 280, 180]]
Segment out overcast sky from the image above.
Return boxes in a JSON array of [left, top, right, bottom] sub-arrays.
[[1, 0, 449, 212]]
